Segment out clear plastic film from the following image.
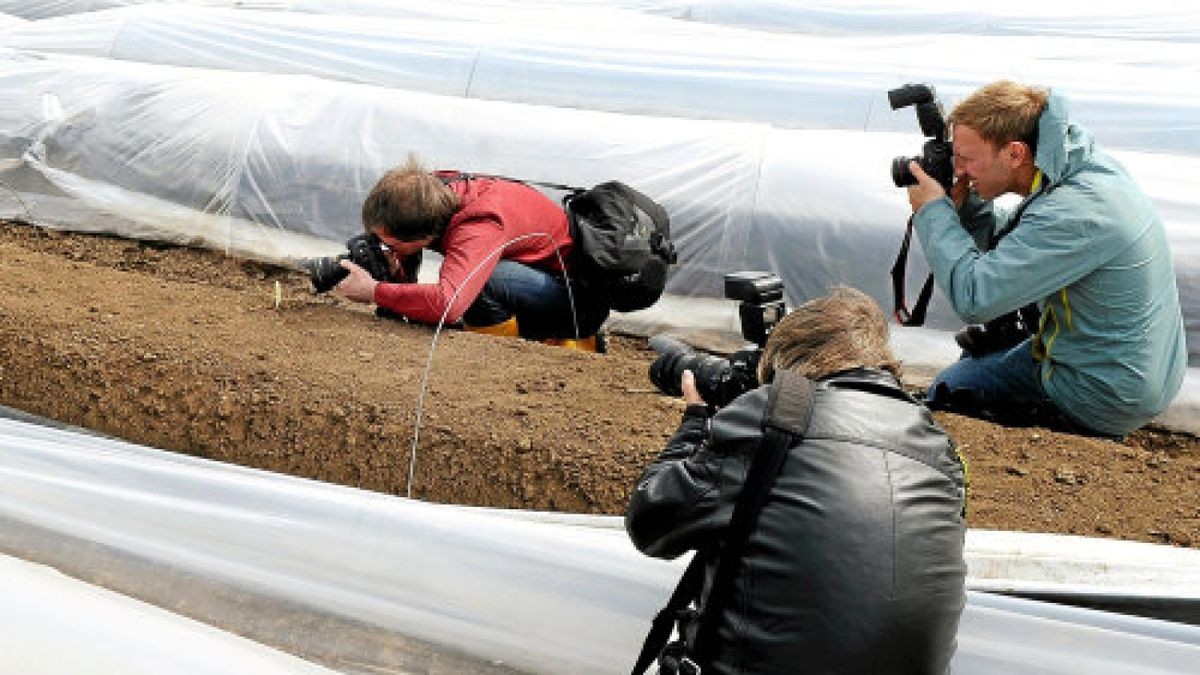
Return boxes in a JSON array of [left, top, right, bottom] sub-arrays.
[[0, 553, 340, 675], [0, 0, 132, 19], [3, 0, 1198, 43], [0, 46, 1196, 430], [3, 4, 1199, 153], [3, 414, 1200, 674]]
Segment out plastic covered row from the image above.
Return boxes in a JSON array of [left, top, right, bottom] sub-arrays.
[[0, 553, 339, 675], [3, 412, 1200, 674], [0, 47, 1196, 429], [4, 4, 1199, 154], [2, 0, 1197, 43]]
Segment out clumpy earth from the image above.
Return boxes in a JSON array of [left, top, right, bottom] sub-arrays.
[[1, 220, 1197, 548]]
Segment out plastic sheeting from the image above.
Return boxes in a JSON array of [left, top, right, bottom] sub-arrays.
[[549, 0, 1200, 42], [1, 47, 1197, 337], [3, 413, 1200, 674], [3, 0, 1198, 43], [5, 4, 1200, 154], [0, 0, 126, 19], [478, 504, 1200, 625], [0, 553, 339, 675], [0, 0, 688, 23], [0, 47, 1196, 429]]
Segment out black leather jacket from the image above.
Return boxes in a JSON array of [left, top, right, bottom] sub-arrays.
[[627, 369, 966, 674]]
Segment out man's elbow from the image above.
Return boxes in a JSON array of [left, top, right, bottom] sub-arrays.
[[624, 496, 680, 559], [945, 280, 1010, 324], [624, 517, 657, 556], [625, 526, 680, 560], [950, 295, 1020, 324], [438, 295, 471, 325]]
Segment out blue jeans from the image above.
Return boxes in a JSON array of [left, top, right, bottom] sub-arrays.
[[926, 338, 1050, 408], [927, 338, 1121, 438], [461, 260, 609, 340]]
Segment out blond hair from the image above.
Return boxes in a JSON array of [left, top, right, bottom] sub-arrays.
[[948, 80, 1048, 148], [758, 286, 900, 383], [361, 154, 460, 240]]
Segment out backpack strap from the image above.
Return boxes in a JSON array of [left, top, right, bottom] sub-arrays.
[[631, 372, 817, 674], [437, 170, 582, 195], [689, 371, 815, 662], [629, 550, 707, 675]]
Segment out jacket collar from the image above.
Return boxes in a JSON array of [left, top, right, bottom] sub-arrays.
[[1035, 91, 1094, 186], [816, 368, 913, 402]]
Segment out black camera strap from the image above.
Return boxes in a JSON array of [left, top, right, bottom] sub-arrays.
[[891, 215, 935, 326], [438, 170, 583, 197], [631, 371, 816, 675]]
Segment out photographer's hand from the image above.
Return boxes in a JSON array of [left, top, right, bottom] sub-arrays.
[[681, 370, 705, 406], [334, 260, 378, 304], [906, 161, 947, 214]]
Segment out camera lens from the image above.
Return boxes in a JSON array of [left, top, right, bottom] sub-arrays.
[[648, 335, 732, 403], [891, 156, 918, 187], [647, 336, 693, 396], [305, 254, 350, 294]]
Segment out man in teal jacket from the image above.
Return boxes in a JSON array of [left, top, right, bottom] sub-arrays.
[[907, 80, 1185, 437]]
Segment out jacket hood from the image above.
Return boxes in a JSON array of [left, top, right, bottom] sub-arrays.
[[1036, 91, 1094, 185]]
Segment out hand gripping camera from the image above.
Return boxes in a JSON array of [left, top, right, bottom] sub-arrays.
[[888, 83, 954, 191], [648, 272, 787, 408], [304, 232, 399, 293]]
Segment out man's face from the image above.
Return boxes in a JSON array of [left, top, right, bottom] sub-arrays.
[[952, 125, 1014, 201]]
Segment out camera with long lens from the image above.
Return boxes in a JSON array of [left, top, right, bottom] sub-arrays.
[[888, 83, 954, 191], [648, 271, 787, 407], [305, 232, 396, 293]]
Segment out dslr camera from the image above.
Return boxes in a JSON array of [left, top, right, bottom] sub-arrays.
[[648, 271, 787, 407], [888, 83, 954, 191], [305, 232, 397, 293], [954, 304, 1040, 357]]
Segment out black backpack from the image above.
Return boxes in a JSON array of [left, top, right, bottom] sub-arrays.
[[442, 173, 677, 312], [563, 181, 676, 312]]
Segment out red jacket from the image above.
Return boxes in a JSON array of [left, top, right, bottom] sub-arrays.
[[373, 175, 575, 324]]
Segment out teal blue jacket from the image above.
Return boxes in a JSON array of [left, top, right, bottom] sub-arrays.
[[914, 92, 1186, 435]]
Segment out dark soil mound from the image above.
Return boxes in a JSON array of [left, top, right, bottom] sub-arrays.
[[1, 221, 1196, 547]]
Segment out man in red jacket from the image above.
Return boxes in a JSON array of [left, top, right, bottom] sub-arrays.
[[334, 157, 609, 349]]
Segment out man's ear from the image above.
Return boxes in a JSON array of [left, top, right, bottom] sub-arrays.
[[1006, 141, 1032, 167]]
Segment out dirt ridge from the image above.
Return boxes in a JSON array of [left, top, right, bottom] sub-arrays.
[[1, 221, 1196, 547]]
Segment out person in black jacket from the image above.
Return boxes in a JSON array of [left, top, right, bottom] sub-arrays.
[[627, 287, 967, 675]]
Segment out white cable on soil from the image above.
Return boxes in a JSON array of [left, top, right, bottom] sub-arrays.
[[406, 232, 577, 498]]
